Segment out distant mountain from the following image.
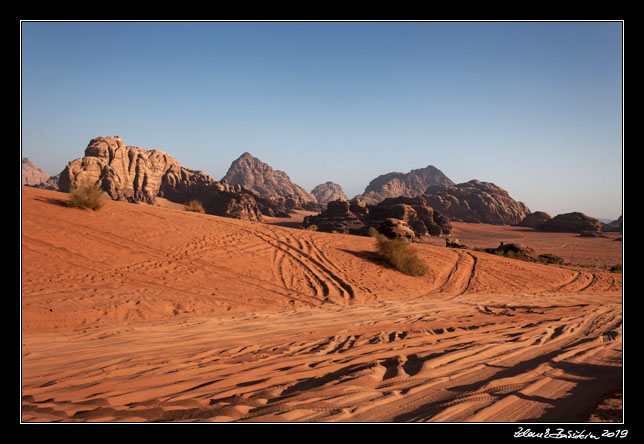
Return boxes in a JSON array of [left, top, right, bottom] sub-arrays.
[[222, 152, 316, 203], [22, 157, 50, 186], [310, 182, 347, 205], [354, 165, 454, 205]]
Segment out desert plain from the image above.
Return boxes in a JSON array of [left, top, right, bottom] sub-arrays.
[[21, 186, 623, 423]]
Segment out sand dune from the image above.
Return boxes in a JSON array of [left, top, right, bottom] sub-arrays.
[[21, 187, 622, 422]]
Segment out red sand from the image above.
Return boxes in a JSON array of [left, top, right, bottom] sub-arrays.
[[21, 187, 622, 422]]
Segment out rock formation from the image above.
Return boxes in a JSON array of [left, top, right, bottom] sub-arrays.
[[303, 195, 451, 240], [517, 211, 552, 228], [422, 180, 530, 225], [222, 152, 316, 204], [310, 182, 347, 205], [535, 212, 602, 233], [601, 215, 622, 233], [59, 136, 180, 204], [354, 165, 454, 205], [22, 158, 50, 186], [58, 136, 298, 222]]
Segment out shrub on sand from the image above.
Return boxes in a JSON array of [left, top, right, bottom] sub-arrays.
[[68, 181, 105, 211], [184, 200, 205, 213], [368, 227, 428, 276]]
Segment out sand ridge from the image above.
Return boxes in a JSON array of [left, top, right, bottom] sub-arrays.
[[21, 187, 622, 422]]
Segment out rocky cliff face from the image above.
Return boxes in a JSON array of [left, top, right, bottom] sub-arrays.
[[222, 152, 316, 203], [354, 165, 454, 205], [422, 180, 530, 225], [22, 158, 50, 186], [58, 136, 299, 221], [310, 182, 347, 205], [303, 195, 451, 240], [59, 136, 180, 204]]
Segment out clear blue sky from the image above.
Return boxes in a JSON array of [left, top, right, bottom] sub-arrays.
[[21, 21, 623, 220]]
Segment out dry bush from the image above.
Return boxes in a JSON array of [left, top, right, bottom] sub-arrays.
[[184, 200, 205, 213], [68, 181, 105, 211], [368, 227, 428, 276]]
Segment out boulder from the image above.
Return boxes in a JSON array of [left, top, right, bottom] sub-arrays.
[[487, 242, 538, 262]]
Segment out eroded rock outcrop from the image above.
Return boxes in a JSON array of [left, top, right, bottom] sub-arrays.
[[354, 165, 454, 205], [311, 182, 347, 205], [601, 215, 622, 233], [222, 152, 316, 204], [535, 212, 602, 233], [422, 180, 530, 225], [58, 136, 293, 221], [303, 195, 451, 240]]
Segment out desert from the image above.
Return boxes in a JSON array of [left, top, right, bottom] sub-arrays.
[[21, 185, 622, 423]]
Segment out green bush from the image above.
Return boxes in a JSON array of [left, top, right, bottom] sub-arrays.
[[368, 226, 428, 276], [184, 200, 205, 213], [67, 181, 105, 211]]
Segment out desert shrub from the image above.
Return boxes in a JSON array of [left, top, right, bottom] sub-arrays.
[[184, 200, 205, 213], [67, 181, 105, 211], [368, 226, 428, 276], [610, 264, 622, 273], [537, 254, 564, 265]]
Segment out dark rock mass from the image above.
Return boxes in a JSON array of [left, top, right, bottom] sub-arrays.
[[535, 212, 602, 233], [517, 211, 552, 228], [422, 180, 530, 225], [601, 215, 622, 233], [354, 165, 454, 205], [303, 195, 451, 240]]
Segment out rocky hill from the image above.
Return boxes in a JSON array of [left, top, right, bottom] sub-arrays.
[[222, 152, 316, 203], [353, 165, 454, 205], [422, 180, 530, 225], [58, 136, 301, 221], [535, 212, 602, 233], [22, 157, 50, 186], [310, 182, 347, 205]]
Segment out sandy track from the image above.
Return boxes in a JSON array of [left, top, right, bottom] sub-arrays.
[[21, 187, 622, 422]]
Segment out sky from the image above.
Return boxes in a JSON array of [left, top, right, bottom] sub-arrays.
[[20, 21, 623, 220]]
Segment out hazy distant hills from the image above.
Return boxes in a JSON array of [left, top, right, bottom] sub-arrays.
[[353, 165, 455, 205]]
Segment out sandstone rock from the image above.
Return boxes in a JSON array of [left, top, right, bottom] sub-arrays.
[[354, 165, 454, 205], [22, 158, 50, 186], [423, 180, 530, 225], [536, 212, 601, 233], [377, 218, 415, 240], [57, 136, 287, 222], [370, 196, 452, 238], [517, 211, 552, 228], [59, 136, 181, 204], [302, 195, 451, 240], [222, 152, 316, 204], [311, 182, 348, 205]]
